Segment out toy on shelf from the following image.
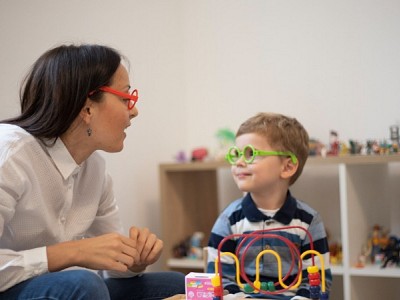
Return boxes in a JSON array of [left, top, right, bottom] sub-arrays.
[[192, 148, 209, 162], [172, 231, 205, 260], [349, 140, 362, 155], [381, 236, 400, 269], [366, 224, 389, 264], [326, 228, 342, 266], [327, 130, 339, 156], [390, 125, 399, 145], [328, 242, 342, 266], [309, 138, 326, 157], [175, 150, 188, 163], [355, 243, 370, 268], [189, 232, 205, 259], [208, 226, 329, 300]]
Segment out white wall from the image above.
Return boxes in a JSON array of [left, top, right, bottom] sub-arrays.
[[1, 0, 399, 270], [181, 0, 400, 149]]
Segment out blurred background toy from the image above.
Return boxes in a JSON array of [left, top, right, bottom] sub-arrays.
[[172, 231, 205, 260], [172, 236, 190, 258], [390, 125, 399, 146], [175, 150, 187, 163], [328, 130, 339, 156], [215, 128, 235, 161], [367, 224, 389, 264], [326, 227, 342, 265], [309, 138, 326, 156], [191, 147, 208, 161], [355, 244, 369, 268], [349, 140, 362, 154], [381, 236, 400, 268], [188, 231, 205, 259], [329, 242, 342, 265]]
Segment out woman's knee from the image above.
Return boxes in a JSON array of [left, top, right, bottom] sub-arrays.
[[60, 270, 110, 300]]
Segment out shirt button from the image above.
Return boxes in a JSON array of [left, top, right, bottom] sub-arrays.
[[60, 217, 66, 223]]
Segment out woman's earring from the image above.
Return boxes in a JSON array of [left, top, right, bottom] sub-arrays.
[[87, 127, 92, 137]]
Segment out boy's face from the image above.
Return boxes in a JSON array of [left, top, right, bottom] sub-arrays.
[[231, 132, 290, 198]]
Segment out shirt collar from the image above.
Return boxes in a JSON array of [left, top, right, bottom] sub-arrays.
[[242, 191, 296, 225], [46, 138, 81, 180]]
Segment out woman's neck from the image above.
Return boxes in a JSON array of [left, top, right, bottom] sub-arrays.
[[60, 124, 94, 165]]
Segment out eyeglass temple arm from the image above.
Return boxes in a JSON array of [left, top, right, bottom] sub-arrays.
[[256, 150, 298, 164]]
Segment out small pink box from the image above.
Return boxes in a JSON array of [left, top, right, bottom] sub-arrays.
[[185, 272, 216, 300]]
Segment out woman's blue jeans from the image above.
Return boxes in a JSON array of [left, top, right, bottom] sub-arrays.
[[0, 270, 186, 300]]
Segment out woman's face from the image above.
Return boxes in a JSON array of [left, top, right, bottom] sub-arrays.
[[89, 64, 138, 152]]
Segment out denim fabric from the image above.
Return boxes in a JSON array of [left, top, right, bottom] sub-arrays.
[[0, 270, 185, 300], [105, 271, 186, 300]]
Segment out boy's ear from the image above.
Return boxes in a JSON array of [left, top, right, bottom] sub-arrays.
[[281, 158, 299, 180]]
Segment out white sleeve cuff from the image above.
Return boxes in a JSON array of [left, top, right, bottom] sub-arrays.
[[23, 246, 48, 277]]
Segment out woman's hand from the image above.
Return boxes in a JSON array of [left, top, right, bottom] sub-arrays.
[[47, 233, 140, 272], [128, 226, 163, 272]]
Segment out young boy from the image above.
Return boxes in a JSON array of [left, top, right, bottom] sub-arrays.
[[206, 112, 332, 299]]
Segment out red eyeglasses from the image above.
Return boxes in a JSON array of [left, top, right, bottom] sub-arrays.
[[89, 86, 139, 110]]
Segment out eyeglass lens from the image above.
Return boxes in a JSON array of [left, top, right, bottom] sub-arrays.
[[127, 90, 138, 110], [243, 146, 254, 161], [228, 148, 240, 162], [228, 146, 254, 163]]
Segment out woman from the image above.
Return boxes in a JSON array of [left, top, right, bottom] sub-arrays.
[[0, 44, 185, 299]]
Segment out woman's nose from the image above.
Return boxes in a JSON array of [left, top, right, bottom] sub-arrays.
[[130, 106, 139, 119]]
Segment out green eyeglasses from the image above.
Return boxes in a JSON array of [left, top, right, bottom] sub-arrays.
[[225, 144, 298, 165]]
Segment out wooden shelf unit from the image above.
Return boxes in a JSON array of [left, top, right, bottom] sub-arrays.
[[159, 155, 400, 300]]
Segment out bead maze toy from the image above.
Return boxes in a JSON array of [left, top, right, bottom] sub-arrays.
[[208, 226, 329, 300]]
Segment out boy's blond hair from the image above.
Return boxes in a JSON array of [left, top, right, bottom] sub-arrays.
[[236, 112, 309, 185]]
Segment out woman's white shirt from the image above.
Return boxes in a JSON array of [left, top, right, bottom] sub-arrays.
[[0, 124, 125, 292]]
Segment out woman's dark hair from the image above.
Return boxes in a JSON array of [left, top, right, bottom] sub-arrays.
[[1, 44, 122, 142]]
